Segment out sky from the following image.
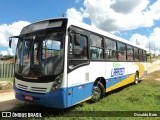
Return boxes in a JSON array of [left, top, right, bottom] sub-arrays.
[[0, 0, 160, 56]]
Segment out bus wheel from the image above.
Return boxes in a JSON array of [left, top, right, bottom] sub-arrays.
[[91, 82, 105, 103], [134, 72, 139, 85]]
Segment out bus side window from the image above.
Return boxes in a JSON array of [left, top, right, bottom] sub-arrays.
[[118, 42, 127, 61], [134, 47, 139, 61], [143, 50, 147, 61], [127, 45, 133, 61], [68, 33, 89, 68], [74, 34, 88, 59], [105, 38, 118, 60], [139, 49, 143, 61], [90, 34, 104, 60]]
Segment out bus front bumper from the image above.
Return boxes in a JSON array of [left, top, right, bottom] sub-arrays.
[[13, 85, 67, 109]]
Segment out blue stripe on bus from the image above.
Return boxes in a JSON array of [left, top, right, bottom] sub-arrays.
[[14, 73, 139, 109], [14, 85, 68, 109], [66, 82, 93, 107], [14, 82, 93, 109]]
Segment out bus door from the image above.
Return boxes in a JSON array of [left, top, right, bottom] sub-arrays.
[[67, 27, 90, 105]]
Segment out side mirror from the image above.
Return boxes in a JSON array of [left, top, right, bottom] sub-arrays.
[[9, 36, 22, 48], [9, 38, 12, 48]]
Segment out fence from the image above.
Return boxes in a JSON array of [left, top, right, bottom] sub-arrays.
[[0, 62, 14, 81]]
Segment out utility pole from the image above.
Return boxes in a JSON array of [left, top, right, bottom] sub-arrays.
[[136, 39, 138, 45], [136, 39, 137, 44], [154, 42, 155, 56], [149, 41, 150, 52]]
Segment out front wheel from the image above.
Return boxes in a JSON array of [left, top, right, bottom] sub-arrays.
[[134, 72, 139, 85], [91, 82, 105, 103]]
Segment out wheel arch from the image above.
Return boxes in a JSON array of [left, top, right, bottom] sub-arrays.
[[94, 77, 106, 90], [136, 71, 139, 78]]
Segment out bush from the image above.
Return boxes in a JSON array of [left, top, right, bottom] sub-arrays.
[[0, 84, 3, 90], [0, 81, 13, 90]]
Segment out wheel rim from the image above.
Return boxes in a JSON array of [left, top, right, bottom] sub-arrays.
[[92, 85, 101, 101]]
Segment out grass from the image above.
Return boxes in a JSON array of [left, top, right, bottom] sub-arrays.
[[0, 84, 3, 90], [6, 71, 160, 120]]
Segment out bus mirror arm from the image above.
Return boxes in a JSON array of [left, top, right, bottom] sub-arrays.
[[9, 36, 22, 48], [9, 38, 12, 48]]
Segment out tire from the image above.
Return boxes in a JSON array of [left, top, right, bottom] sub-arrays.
[[134, 72, 139, 85], [91, 81, 105, 103]]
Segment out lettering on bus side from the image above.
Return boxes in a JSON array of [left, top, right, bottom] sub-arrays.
[[111, 63, 125, 77], [111, 68, 125, 77]]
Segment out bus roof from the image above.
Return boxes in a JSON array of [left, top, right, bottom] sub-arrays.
[[22, 17, 147, 51]]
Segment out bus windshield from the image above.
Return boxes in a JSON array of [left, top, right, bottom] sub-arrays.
[[15, 31, 64, 78]]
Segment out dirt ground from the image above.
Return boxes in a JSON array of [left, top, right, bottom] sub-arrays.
[[0, 60, 160, 111], [147, 60, 160, 73]]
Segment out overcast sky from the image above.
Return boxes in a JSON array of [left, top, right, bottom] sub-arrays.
[[0, 0, 160, 55]]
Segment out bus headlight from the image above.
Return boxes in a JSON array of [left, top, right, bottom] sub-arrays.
[[51, 74, 63, 92]]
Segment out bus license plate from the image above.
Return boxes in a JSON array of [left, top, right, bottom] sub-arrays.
[[25, 95, 33, 101]]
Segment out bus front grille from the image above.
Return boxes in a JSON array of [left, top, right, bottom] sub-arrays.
[[18, 84, 27, 91], [30, 87, 47, 93], [17, 84, 47, 93]]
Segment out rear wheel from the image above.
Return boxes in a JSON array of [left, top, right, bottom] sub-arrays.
[[91, 82, 105, 102], [134, 72, 139, 85]]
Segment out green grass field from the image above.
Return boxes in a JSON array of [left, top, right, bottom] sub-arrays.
[[8, 70, 160, 120]]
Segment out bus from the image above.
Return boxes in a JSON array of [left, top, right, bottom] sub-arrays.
[[9, 18, 147, 109]]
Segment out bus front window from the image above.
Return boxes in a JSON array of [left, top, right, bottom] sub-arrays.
[[15, 31, 64, 78]]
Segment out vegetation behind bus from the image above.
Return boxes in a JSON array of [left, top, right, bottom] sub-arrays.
[[147, 53, 160, 63]]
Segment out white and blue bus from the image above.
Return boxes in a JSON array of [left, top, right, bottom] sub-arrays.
[[9, 18, 147, 109]]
